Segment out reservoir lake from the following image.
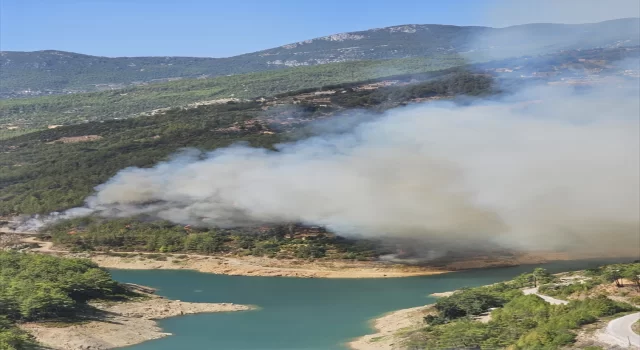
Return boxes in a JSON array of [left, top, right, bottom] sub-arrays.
[[112, 258, 632, 350]]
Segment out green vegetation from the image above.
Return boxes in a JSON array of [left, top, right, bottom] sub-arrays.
[[404, 265, 638, 349], [586, 263, 640, 289], [0, 51, 240, 94], [509, 267, 555, 288], [0, 317, 33, 350], [0, 71, 488, 262], [329, 72, 492, 108], [538, 263, 640, 300], [0, 72, 492, 216], [0, 57, 463, 128], [0, 129, 40, 141], [1, 31, 473, 95], [424, 283, 521, 325], [538, 280, 601, 300], [3, 44, 636, 136], [2, 19, 637, 95], [46, 217, 386, 260], [0, 251, 132, 349], [0, 101, 281, 215]]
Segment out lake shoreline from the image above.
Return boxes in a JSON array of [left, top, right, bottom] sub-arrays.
[[18, 236, 451, 278], [105, 258, 639, 349], [68, 250, 636, 278], [347, 290, 457, 350], [347, 305, 436, 350], [19, 235, 632, 279], [19, 293, 255, 350], [86, 253, 451, 278]]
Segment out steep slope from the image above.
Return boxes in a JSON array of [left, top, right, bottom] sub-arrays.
[[1, 18, 638, 95], [1, 45, 637, 130]]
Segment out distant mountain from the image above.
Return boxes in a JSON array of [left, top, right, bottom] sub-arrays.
[[1, 18, 638, 96]]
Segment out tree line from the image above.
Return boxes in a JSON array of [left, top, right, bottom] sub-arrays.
[[0, 251, 130, 350], [46, 217, 386, 261]]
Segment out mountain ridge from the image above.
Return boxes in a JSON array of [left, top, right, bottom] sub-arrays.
[[10, 17, 639, 58], [1, 18, 639, 96]]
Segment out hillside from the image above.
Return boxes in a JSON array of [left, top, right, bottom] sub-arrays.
[[0, 57, 465, 129], [0, 46, 637, 134], [352, 262, 640, 350], [0, 72, 492, 217], [1, 18, 638, 96], [0, 72, 493, 267]]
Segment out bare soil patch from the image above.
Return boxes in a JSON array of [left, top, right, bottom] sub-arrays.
[[47, 135, 102, 144]]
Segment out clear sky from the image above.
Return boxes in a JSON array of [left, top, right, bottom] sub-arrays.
[[1, 0, 638, 57]]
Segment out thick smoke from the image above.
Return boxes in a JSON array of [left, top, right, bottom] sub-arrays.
[[76, 83, 639, 253]]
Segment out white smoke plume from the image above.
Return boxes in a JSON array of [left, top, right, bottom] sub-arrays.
[[12, 208, 95, 232], [69, 83, 639, 253]]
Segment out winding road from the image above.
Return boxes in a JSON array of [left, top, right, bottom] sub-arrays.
[[602, 312, 640, 348], [524, 287, 640, 348], [522, 287, 569, 305], [20, 236, 57, 252]]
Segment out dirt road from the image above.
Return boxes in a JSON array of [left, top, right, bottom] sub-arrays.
[[522, 287, 569, 305], [20, 236, 57, 252]]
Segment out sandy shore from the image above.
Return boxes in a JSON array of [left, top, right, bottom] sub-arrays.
[[16, 236, 450, 278], [19, 294, 254, 350], [348, 305, 435, 350], [86, 253, 450, 278], [16, 235, 638, 279], [84, 249, 637, 279], [428, 291, 455, 298]]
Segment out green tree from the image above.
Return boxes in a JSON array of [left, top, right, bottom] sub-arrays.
[[0, 316, 34, 350], [513, 272, 535, 288], [602, 268, 624, 287], [622, 265, 640, 290], [533, 268, 553, 287]]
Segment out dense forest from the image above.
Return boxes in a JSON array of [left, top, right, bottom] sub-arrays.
[[0, 73, 493, 262], [329, 72, 492, 108], [0, 102, 280, 215], [0, 252, 131, 350], [403, 263, 640, 349], [46, 217, 385, 260], [0, 72, 493, 216]]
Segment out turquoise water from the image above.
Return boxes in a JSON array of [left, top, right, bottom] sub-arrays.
[[112, 258, 632, 350]]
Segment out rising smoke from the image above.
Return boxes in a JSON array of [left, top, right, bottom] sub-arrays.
[[35, 83, 635, 253]]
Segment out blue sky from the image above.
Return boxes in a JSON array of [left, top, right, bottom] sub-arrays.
[[1, 0, 638, 57]]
